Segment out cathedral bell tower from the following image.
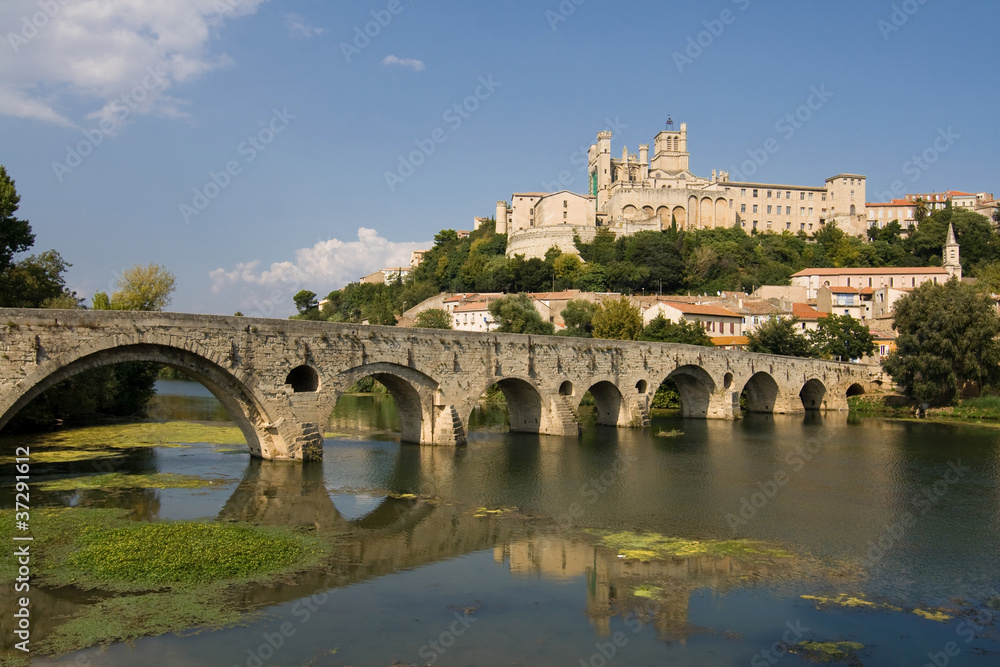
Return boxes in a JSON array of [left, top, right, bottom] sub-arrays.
[[943, 222, 962, 280]]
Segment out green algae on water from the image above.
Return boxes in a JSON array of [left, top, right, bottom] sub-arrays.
[[0, 421, 247, 463], [790, 640, 865, 662], [588, 530, 792, 562], [37, 472, 230, 492]]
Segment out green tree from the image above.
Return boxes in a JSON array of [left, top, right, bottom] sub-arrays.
[[293, 289, 318, 314], [808, 313, 875, 361], [638, 315, 713, 346], [92, 291, 112, 310], [488, 294, 554, 335], [882, 279, 1000, 405], [0, 250, 76, 308], [414, 308, 452, 329], [109, 264, 176, 311], [592, 296, 642, 340], [559, 299, 597, 337], [746, 316, 814, 357], [0, 165, 34, 274], [913, 197, 928, 223]]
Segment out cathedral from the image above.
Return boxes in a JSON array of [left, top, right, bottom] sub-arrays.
[[498, 121, 868, 259]]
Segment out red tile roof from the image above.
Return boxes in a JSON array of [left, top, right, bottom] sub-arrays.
[[660, 302, 741, 318], [791, 303, 828, 320], [712, 336, 749, 347]]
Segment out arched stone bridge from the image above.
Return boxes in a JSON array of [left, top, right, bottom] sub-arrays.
[[0, 309, 883, 461]]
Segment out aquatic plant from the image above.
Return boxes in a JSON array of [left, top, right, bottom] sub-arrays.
[[588, 530, 791, 561]]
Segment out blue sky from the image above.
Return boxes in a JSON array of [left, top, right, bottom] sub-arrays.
[[2, 0, 998, 316]]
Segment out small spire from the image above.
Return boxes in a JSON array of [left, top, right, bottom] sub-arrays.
[[946, 222, 957, 245]]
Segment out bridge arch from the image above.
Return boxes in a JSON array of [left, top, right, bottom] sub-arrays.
[[0, 341, 291, 459], [579, 380, 626, 427], [471, 376, 544, 434], [662, 365, 716, 418], [742, 372, 780, 413], [330, 363, 440, 445], [800, 378, 827, 410]]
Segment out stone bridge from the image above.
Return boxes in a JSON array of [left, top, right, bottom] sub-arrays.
[[0, 309, 882, 461]]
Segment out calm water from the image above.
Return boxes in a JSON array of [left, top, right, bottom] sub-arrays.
[[6, 381, 1000, 666]]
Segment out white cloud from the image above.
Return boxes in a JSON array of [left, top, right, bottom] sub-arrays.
[[286, 12, 325, 39], [382, 54, 425, 72], [209, 228, 431, 316], [0, 0, 268, 127]]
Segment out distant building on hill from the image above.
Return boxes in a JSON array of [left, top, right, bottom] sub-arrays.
[[497, 121, 868, 259]]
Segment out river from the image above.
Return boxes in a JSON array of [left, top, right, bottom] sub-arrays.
[[4, 379, 1000, 666]]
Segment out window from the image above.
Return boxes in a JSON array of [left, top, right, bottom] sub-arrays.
[[847, 278, 851, 286], [786, 222, 791, 229], [808, 193, 814, 200], [741, 188, 746, 196], [850, 190, 855, 200], [740, 204, 746, 213], [890, 277, 894, 287], [730, 322, 735, 334], [786, 206, 791, 215], [786, 191, 791, 199], [868, 277, 872, 287], [800, 223, 805, 230], [800, 192, 805, 200], [563, 200, 568, 208], [753, 205, 758, 213], [767, 190, 772, 198], [753, 220, 758, 229], [729, 199, 733, 208], [821, 193, 827, 201], [767, 205, 772, 214], [912, 277, 915, 287], [809, 207, 813, 216], [753, 189, 759, 197], [800, 207, 806, 215], [767, 221, 772, 229]]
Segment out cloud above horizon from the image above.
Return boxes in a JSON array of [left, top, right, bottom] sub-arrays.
[[0, 0, 268, 128], [286, 12, 325, 39], [382, 54, 425, 72], [208, 228, 430, 316]]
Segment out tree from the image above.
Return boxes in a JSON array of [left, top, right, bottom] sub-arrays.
[[0, 250, 76, 308], [293, 289, 318, 314], [913, 197, 928, 224], [559, 298, 597, 337], [592, 296, 642, 340], [746, 316, 814, 357], [0, 165, 34, 274], [808, 313, 874, 361], [109, 264, 176, 311], [882, 279, 1000, 405], [638, 315, 714, 346], [414, 308, 452, 329], [488, 294, 554, 335]]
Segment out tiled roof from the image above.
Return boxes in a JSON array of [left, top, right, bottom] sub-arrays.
[[791, 267, 948, 277]]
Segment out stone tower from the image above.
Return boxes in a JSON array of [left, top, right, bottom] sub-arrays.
[[588, 131, 614, 209], [495, 200, 509, 235], [943, 222, 962, 280], [651, 122, 689, 174]]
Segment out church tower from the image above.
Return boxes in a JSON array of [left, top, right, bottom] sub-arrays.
[[943, 222, 962, 280], [650, 120, 689, 175]]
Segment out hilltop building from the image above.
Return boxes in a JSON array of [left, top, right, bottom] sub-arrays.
[[498, 121, 868, 259]]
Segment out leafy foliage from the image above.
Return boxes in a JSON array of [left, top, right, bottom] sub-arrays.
[[414, 308, 452, 329], [746, 316, 815, 358], [559, 298, 597, 337], [638, 315, 714, 346], [488, 293, 554, 335], [0, 164, 34, 274], [105, 263, 176, 311], [882, 279, 1000, 405], [808, 313, 875, 361], [592, 296, 642, 340]]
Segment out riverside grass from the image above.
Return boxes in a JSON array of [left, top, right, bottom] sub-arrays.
[[0, 507, 332, 657]]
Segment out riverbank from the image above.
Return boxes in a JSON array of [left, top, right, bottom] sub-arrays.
[[849, 393, 1000, 426]]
